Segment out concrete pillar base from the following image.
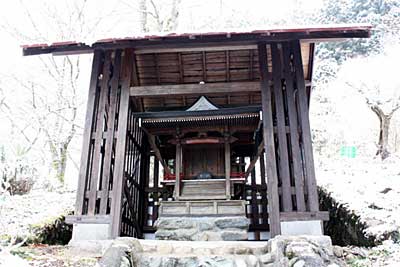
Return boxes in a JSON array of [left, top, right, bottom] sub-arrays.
[[280, 220, 323, 235], [69, 223, 111, 243]]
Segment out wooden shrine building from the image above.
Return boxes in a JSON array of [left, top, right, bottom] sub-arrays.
[[23, 24, 371, 241]]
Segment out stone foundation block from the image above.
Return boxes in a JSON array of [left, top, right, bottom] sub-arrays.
[[155, 216, 250, 241]]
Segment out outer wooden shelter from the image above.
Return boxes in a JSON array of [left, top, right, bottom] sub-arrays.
[[23, 24, 371, 240]]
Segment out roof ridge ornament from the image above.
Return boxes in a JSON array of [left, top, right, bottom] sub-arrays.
[[186, 96, 219, 111]]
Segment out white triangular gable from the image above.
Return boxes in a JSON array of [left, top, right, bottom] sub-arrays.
[[186, 96, 219, 111]]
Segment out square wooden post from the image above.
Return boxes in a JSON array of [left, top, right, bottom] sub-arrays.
[[224, 134, 231, 199], [174, 140, 181, 200], [257, 43, 281, 237], [110, 49, 134, 238]]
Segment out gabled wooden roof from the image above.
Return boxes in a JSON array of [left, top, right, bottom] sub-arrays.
[[21, 24, 371, 56]]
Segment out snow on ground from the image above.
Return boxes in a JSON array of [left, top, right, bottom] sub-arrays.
[[316, 155, 400, 240], [0, 189, 75, 240]]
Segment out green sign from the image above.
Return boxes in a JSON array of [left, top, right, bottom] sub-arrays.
[[340, 146, 357, 158]]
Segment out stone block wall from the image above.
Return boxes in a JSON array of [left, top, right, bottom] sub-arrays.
[[154, 216, 250, 241]]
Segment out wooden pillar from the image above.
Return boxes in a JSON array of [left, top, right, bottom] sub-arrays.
[[174, 139, 181, 200], [224, 134, 231, 200], [292, 40, 319, 212], [75, 50, 103, 216], [257, 43, 281, 237], [110, 49, 134, 238]]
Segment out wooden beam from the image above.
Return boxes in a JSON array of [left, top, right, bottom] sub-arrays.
[[224, 133, 231, 199], [271, 43, 292, 212], [110, 49, 134, 238], [130, 81, 260, 97], [143, 129, 172, 175], [244, 140, 264, 178], [258, 42, 281, 237], [174, 139, 182, 200], [75, 50, 103, 216], [280, 211, 329, 222], [282, 42, 306, 212], [99, 50, 122, 215], [292, 40, 319, 212], [87, 51, 112, 216]]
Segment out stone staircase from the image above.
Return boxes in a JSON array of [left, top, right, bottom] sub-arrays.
[[96, 236, 344, 267], [138, 240, 271, 266]]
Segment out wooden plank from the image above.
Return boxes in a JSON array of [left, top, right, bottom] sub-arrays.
[[99, 50, 122, 215], [143, 129, 172, 174], [130, 81, 260, 96], [280, 211, 329, 222], [65, 215, 111, 224], [282, 42, 306, 212], [250, 155, 259, 230], [271, 43, 293, 212], [87, 51, 112, 215], [75, 50, 103, 216], [135, 45, 257, 54], [257, 43, 281, 237], [292, 40, 319, 212], [224, 134, 231, 199], [174, 141, 181, 200], [259, 152, 269, 226], [110, 49, 134, 238], [244, 140, 264, 178]]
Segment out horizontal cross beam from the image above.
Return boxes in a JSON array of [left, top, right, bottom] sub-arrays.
[[130, 81, 260, 96]]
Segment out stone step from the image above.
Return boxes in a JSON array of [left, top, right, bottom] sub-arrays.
[[97, 236, 343, 267]]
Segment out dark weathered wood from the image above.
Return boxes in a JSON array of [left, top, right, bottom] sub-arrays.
[[99, 50, 122, 215], [143, 129, 171, 174], [280, 211, 329, 222], [271, 43, 293, 212], [250, 156, 259, 230], [259, 152, 269, 225], [75, 50, 103, 215], [282, 42, 306, 212], [87, 51, 112, 215], [258, 43, 281, 237], [174, 140, 181, 200], [130, 81, 260, 96], [292, 40, 319, 212], [224, 134, 231, 199], [110, 49, 134, 238], [244, 140, 264, 178]]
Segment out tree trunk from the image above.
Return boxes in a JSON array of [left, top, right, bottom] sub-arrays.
[[371, 105, 391, 160], [138, 0, 148, 33]]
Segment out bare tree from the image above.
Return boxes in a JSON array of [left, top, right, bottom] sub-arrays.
[[342, 46, 400, 160], [0, 0, 117, 184], [125, 0, 182, 33]]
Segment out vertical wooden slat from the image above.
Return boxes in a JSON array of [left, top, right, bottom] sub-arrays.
[[257, 43, 281, 237], [259, 152, 269, 227], [99, 50, 123, 214], [75, 50, 103, 215], [282, 42, 306, 212], [110, 49, 134, 238], [250, 156, 259, 227], [87, 51, 112, 215], [152, 158, 159, 223], [174, 141, 181, 200], [292, 40, 319, 212], [224, 135, 231, 199], [271, 43, 293, 212]]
